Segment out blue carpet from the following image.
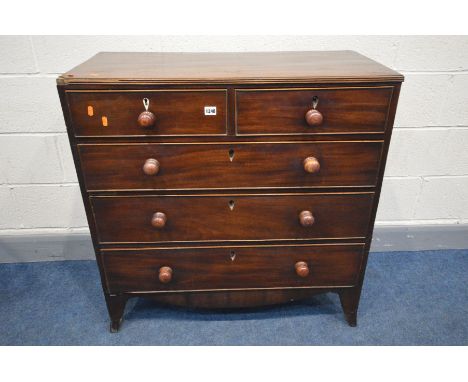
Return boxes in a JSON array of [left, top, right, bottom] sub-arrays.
[[0, 250, 467, 345]]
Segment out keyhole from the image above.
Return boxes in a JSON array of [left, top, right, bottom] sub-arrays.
[[228, 200, 235, 210], [143, 98, 150, 111], [229, 148, 235, 162], [312, 96, 319, 109], [230, 250, 236, 261]]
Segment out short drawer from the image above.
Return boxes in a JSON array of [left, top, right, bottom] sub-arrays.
[[91, 193, 374, 244], [78, 141, 383, 191], [66, 90, 227, 136], [102, 244, 364, 293], [235, 87, 393, 135]]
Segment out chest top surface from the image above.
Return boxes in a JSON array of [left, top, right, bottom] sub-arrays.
[[58, 51, 403, 85]]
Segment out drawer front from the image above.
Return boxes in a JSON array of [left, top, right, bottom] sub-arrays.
[[79, 141, 383, 191], [66, 90, 227, 136], [236, 87, 393, 135], [102, 244, 364, 293], [91, 193, 374, 244]]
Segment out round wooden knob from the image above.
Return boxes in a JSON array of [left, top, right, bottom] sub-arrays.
[[137, 111, 156, 128], [143, 158, 160, 176], [305, 109, 323, 126], [295, 261, 309, 278], [159, 266, 172, 283], [299, 210, 315, 227], [151, 212, 167, 228], [303, 156, 320, 174]]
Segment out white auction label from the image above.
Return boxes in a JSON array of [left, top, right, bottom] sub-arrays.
[[204, 106, 217, 115]]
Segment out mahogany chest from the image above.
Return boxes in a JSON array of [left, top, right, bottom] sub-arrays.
[[57, 51, 403, 331]]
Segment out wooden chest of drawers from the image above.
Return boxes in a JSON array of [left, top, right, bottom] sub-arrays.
[[57, 51, 403, 332]]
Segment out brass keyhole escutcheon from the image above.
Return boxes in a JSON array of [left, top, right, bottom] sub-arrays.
[[229, 148, 235, 162], [230, 250, 236, 261], [228, 200, 235, 210]]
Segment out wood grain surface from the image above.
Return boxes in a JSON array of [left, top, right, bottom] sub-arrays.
[[91, 193, 374, 244], [236, 87, 393, 135], [78, 141, 383, 191], [58, 51, 403, 84], [67, 90, 227, 136], [102, 244, 364, 293]]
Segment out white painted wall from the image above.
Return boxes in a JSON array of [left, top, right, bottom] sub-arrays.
[[1, 35, 467, 236]]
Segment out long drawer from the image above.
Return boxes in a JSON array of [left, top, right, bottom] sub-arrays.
[[236, 87, 393, 135], [66, 90, 227, 136], [91, 193, 374, 244], [78, 141, 383, 191], [102, 244, 365, 293]]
